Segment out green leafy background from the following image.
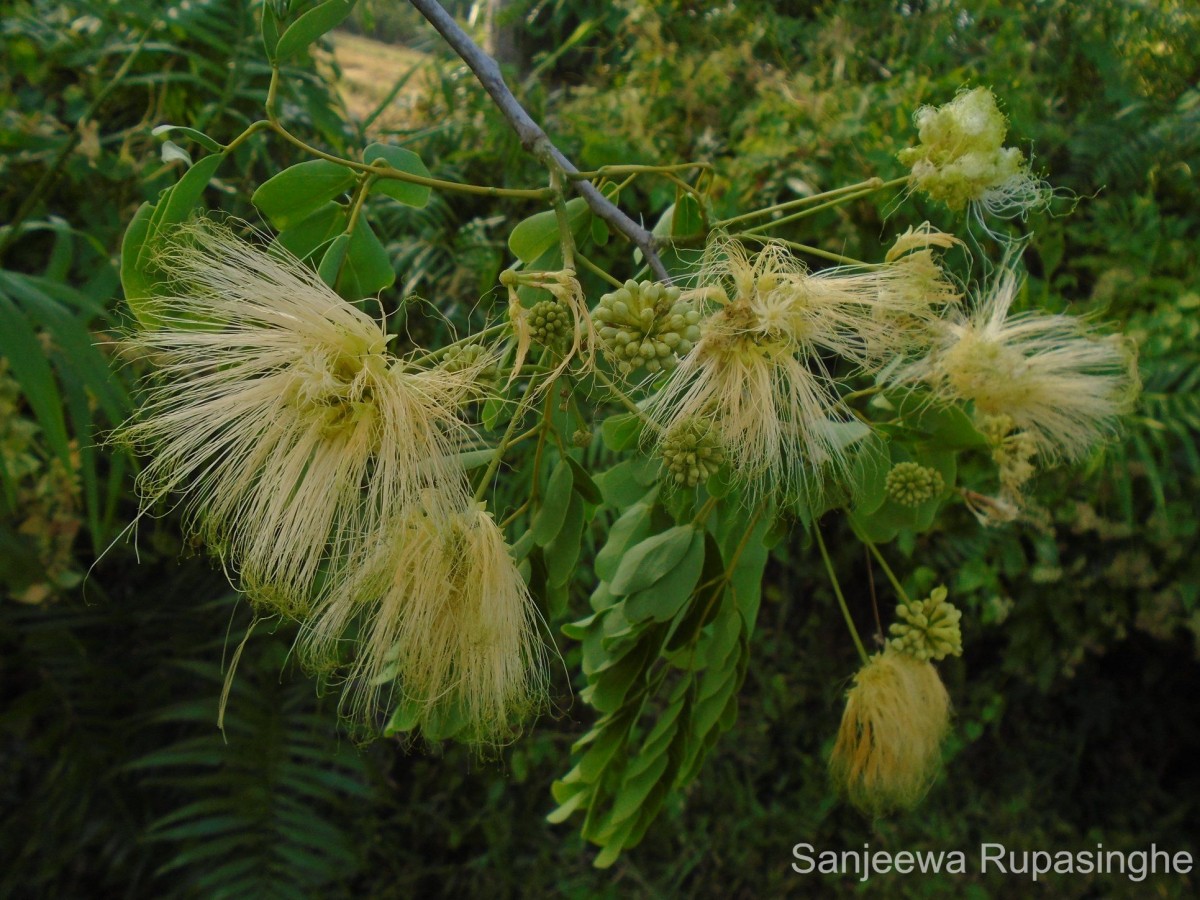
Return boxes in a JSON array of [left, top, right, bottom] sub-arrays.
[[2, 0, 1199, 896]]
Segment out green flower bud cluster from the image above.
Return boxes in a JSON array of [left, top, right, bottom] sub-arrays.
[[528, 299, 571, 349], [660, 416, 725, 487], [885, 461, 944, 506], [571, 428, 593, 448], [889, 586, 962, 662], [441, 343, 496, 377], [594, 279, 701, 375]]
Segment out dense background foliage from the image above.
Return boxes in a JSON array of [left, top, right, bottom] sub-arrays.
[[2, 0, 1199, 896]]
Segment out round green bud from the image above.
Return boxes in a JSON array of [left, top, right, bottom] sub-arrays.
[[528, 299, 570, 348], [594, 278, 705, 377], [885, 461, 944, 506], [441, 342, 495, 377], [888, 586, 963, 661], [660, 416, 726, 488]]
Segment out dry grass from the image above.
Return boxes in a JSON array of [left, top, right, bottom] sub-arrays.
[[320, 32, 433, 135]]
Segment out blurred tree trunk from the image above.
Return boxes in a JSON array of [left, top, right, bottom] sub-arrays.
[[485, 0, 527, 74]]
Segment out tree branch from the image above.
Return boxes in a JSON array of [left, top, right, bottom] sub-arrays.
[[407, 0, 670, 281]]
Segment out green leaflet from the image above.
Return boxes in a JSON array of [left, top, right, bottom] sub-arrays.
[[600, 412, 643, 452], [312, 219, 397, 301], [152, 124, 223, 154], [274, 0, 356, 61], [0, 290, 70, 471], [252, 160, 356, 231], [260, 0, 281, 58], [275, 202, 348, 261], [609, 525, 696, 595], [551, 486, 772, 868], [364, 143, 432, 208], [123, 153, 226, 326], [566, 457, 602, 504], [594, 457, 659, 508], [544, 492, 585, 589], [120, 202, 157, 325], [316, 233, 350, 289], [336, 220, 394, 301], [624, 528, 705, 622], [532, 459, 575, 546], [594, 502, 652, 582], [508, 197, 589, 265]]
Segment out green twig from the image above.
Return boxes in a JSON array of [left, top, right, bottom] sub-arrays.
[[715, 176, 907, 229], [550, 169, 576, 270], [814, 523, 870, 665], [589, 366, 660, 432], [729, 232, 868, 267], [570, 162, 713, 180], [738, 183, 897, 235], [473, 375, 539, 502], [265, 120, 553, 200], [840, 384, 884, 404], [575, 252, 622, 288], [223, 119, 271, 153], [853, 524, 913, 606]]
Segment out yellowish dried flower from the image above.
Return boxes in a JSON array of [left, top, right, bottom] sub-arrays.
[[502, 268, 594, 387], [830, 648, 951, 816], [981, 413, 1039, 496]]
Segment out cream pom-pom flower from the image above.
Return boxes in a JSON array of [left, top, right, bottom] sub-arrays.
[[119, 221, 484, 604], [901, 266, 1139, 461], [301, 494, 549, 744], [898, 86, 1052, 224], [646, 237, 959, 496]]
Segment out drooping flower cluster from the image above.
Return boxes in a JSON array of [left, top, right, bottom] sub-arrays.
[[121, 221, 546, 743], [898, 87, 1051, 221], [302, 495, 548, 742], [646, 234, 960, 496], [502, 267, 593, 387], [829, 648, 951, 815]]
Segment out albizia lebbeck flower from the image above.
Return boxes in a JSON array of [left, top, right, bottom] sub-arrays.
[[898, 86, 1052, 223], [301, 493, 548, 743], [899, 266, 1139, 461], [119, 221, 482, 604], [646, 237, 959, 496]]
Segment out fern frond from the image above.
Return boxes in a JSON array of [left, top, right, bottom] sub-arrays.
[[130, 626, 374, 898]]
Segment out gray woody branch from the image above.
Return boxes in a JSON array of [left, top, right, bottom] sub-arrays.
[[407, 0, 670, 281]]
